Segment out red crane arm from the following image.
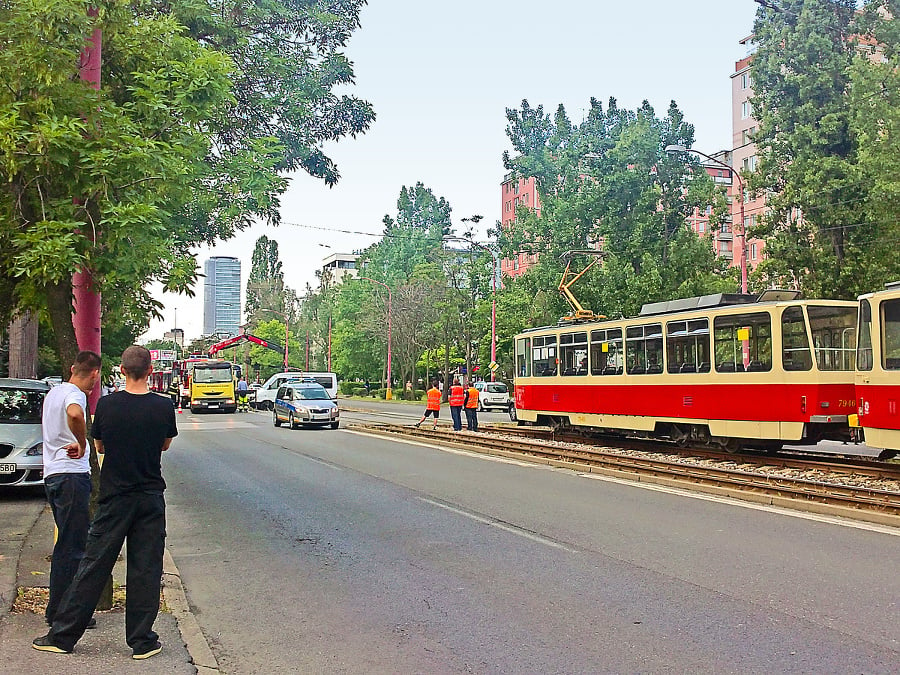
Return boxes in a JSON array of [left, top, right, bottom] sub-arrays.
[[207, 333, 284, 356]]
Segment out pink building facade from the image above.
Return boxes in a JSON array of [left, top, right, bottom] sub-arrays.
[[499, 173, 541, 278]]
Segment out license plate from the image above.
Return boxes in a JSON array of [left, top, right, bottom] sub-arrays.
[[208, 403, 219, 408], [0, 463, 15, 474]]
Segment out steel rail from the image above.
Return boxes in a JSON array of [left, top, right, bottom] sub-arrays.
[[480, 425, 900, 481]]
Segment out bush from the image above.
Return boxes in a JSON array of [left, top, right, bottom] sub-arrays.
[[351, 386, 368, 396], [373, 388, 387, 399], [339, 381, 357, 396], [403, 388, 424, 401]]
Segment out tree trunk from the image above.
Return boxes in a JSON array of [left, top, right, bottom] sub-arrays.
[[8, 310, 39, 378], [45, 279, 113, 609]]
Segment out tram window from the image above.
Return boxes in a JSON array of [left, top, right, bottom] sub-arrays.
[[560, 331, 588, 376], [626, 324, 663, 375], [882, 299, 900, 370], [532, 335, 557, 376], [516, 338, 532, 377], [781, 306, 811, 371], [857, 300, 873, 371], [590, 328, 623, 375], [666, 319, 710, 374], [808, 305, 857, 371], [714, 312, 772, 372]]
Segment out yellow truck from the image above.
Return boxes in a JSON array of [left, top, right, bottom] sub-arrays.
[[189, 361, 237, 413]]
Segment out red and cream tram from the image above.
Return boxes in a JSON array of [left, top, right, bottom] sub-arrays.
[[854, 281, 900, 458], [513, 291, 858, 452]]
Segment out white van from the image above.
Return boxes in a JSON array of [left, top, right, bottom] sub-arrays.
[[254, 371, 338, 409]]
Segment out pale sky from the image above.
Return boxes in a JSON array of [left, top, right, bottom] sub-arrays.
[[142, 0, 759, 344]]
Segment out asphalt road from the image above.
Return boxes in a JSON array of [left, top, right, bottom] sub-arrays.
[[162, 406, 900, 673]]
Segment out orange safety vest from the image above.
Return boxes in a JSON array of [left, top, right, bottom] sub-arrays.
[[449, 385, 466, 407], [464, 386, 479, 409], [426, 387, 441, 411]]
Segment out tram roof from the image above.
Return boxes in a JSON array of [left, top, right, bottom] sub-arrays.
[[518, 290, 861, 335]]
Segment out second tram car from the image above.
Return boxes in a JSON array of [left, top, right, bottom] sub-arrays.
[[853, 281, 900, 458], [513, 291, 858, 452]]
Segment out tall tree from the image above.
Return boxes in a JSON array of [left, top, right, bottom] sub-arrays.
[[0, 0, 374, 369], [361, 183, 453, 285], [501, 97, 731, 321], [749, 0, 883, 298], [246, 236, 286, 317], [848, 0, 900, 287]]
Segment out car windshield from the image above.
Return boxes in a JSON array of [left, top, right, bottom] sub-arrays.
[[0, 387, 44, 423], [294, 385, 330, 400], [193, 367, 233, 383], [485, 383, 507, 393]]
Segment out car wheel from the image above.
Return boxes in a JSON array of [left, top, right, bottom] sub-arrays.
[[289, 412, 298, 429], [273, 410, 281, 427], [477, 401, 484, 412], [508, 404, 517, 422], [330, 421, 339, 430]]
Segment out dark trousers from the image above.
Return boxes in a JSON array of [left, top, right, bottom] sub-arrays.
[[450, 405, 463, 431], [44, 472, 92, 623], [465, 408, 478, 431], [48, 492, 166, 652]]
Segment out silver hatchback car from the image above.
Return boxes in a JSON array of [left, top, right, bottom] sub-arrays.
[[0, 378, 51, 488], [273, 382, 340, 430]]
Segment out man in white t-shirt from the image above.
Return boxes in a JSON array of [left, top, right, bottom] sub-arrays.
[[41, 351, 101, 627]]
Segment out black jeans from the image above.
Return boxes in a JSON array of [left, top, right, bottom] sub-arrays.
[[450, 405, 463, 431], [43, 472, 92, 623], [465, 408, 478, 431], [48, 491, 166, 652]]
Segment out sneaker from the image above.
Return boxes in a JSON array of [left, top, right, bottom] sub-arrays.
[[132, 642, 162, 660], [32, 635, 72, 654]]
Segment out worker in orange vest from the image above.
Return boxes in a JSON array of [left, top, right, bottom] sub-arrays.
[[415, 381, 442, 430], [448, 377, 465, 431], [463, 381, 479, 431]]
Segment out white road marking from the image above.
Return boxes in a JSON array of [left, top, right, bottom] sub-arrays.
[[419, 498, 578, 552], [348, 429, 900, 537]]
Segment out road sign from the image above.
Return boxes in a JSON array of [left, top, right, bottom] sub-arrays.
[[489, 361, 498, 372]]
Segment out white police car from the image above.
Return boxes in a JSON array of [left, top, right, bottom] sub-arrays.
[[273, 382, 340, 430]]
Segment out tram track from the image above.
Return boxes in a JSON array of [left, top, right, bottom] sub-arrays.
[[352, 423, 900, 528], [481, 425, 900, 481]]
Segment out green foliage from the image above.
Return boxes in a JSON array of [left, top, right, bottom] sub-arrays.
[[246, 235, 286, 318], [0, 0, 373, 363], [501, 97, 732, 320], [750, 0, 900, 297], [360, 183, 452, 286]]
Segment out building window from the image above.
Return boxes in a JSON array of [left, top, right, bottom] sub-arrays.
[[751, 243, 758, 260], [698, 221, 706, 234], [741, 72, 751, 89], [742, 155, 757, 172], [741, 101, 752, 119]]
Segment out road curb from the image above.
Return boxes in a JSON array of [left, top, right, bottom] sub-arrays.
[[162, 548, 220, 673]]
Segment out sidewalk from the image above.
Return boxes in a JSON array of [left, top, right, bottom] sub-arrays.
[[0, 501, 217, 673]]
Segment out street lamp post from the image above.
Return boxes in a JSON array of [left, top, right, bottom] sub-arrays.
[[444, 234, 499, 381], [664, 144, 748, 294], [359, 277, 392, 400], [260, 308, 289, 369]]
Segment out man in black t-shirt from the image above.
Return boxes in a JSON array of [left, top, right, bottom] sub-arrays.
[[34, 345, 177, 660]]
